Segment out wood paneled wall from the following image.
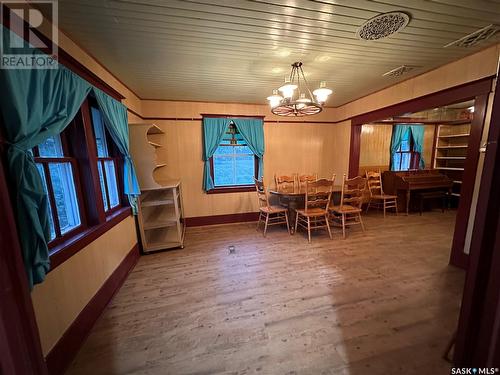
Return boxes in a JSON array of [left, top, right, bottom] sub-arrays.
[[31, 216, 137, 355], [359, 124, 435, 171], [145, 110, 350, 218], [359, 124, 392, 169]]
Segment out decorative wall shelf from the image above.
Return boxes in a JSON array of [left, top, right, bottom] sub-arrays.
[[129, 124, 185, 252]]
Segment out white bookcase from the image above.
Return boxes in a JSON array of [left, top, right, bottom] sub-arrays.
[[137, 181, 185, 252], [129, 124, 185, 252], [433, 121, 471, 198]]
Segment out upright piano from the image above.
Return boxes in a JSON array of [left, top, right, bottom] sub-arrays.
[[382, 170, 453, 214]]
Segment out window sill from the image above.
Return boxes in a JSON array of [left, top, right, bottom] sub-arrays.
[[207, 185, 255, 194], [49, 206, 132, 271]]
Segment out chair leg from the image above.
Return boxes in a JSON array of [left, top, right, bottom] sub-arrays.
[[395, 199, 398, 216], [285, 211, 290, 234], [325, 214, 332, 239], [263, 213, 269, 237], [359, 213, 365, 232], [365, 199, 371, 213], [383, 199, 386, 218], [341, 214, 346, 239], [257, 212, 263, 230], [294, 212, 299, 234], [307, 217, 311, 243]]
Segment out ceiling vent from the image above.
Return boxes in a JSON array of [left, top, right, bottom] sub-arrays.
[[382, 65, 417, 78], [444, 24, 500, 48], [356, 12, 410, 41]]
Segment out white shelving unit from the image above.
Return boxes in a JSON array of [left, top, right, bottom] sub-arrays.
[[433, 122, 471, 198], [129, 124, 185, 252], [137, 180, 185, 252]]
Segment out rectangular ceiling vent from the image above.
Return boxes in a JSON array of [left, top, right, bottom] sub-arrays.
[[382, 65, 417, 78], [444, 24, 500, 48]]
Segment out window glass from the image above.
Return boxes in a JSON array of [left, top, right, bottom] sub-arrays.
[[104, 160, 120, 208], [36, 164, 56, 241], [213, 144, 255, 186], [38, 135, 64, 157], [97, 162, 109, 212], [90, 107, 109, 157], [48, 163, 81, 234], [91, 105, 120, 212]]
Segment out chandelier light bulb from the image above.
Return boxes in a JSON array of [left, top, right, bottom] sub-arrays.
[[297, 93, 311, 103], [313, 81, 333, 104], [278, 77, 297, 99], [266, 62, 331, 116], [266, 89, 283, 108], [296, 93, 311, 109]]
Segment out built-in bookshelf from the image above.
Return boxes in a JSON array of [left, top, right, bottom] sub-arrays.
[[129, 124, 185, 252], [433, 121, 471, 198]]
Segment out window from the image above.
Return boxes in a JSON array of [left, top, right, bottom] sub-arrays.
[[33, 134, 83, 243], [90, 106, 120, 213], [210, 123, 257, 191], [392, 128, 420, 171], [30, 96, 128, 264]]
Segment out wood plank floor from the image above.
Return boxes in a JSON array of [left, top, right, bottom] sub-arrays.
[[67, 211, 464, 375]]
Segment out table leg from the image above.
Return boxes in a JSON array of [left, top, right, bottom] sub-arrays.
[[288, 198, 298, 234], [406, 190, 411, 215]]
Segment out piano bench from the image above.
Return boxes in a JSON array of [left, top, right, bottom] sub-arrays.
[[416, 191, 448, 216]]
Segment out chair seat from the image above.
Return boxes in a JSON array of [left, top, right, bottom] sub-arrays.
[[371, 194, 397, 200], [330, 204, 362, 213], [260, 205, 288, 214], [296, 207, 328, 217]]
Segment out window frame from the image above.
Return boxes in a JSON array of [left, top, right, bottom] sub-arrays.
[[30, 96, 131, 270], [33, 132, 88, 249], [207, 131, 259, 194], [88, 99, 124, 215], [393, 132, 421, 171]]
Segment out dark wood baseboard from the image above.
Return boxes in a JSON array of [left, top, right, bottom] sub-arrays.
[[45, 244, 140, 375], [185, 212, 259, 227], [449, 250, 469, 270]]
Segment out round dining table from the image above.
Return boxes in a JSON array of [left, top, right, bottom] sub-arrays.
[[269, 184, 342, 233]]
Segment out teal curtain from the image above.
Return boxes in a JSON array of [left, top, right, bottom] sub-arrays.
[[409, 125, 425, 169], [202, 117, 230, 191], [93, 88, 141, 212], [389, 125, 411, 171], [232, 118, 265, 179], [0, 28, 92, 288]]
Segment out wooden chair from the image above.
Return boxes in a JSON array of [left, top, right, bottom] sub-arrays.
[[294, 178, 334, 243], [255, 178, 290, 236], [297, 173, 318, 189], [329, 175, 366, 239], [274, 173, 296, 190], [365, 170, 398, 218]]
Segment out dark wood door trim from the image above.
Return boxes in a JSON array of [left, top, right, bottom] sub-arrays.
[[348, 77, 494, 177], [0, 135, 48, 374], [449, 93, 489, 268], [454, 72, 500, 366], [348, 124, 362, 178]]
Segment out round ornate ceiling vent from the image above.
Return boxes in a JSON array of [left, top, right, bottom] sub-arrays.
[[356, 12, 410, 40]]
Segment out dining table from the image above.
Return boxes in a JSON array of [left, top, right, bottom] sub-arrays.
[[269, 184, 342, 233]]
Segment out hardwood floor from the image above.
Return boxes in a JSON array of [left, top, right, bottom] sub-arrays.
[[67, 211, 464, 375]]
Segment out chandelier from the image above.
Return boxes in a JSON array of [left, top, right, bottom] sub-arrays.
[[266, 62, 332, 116]]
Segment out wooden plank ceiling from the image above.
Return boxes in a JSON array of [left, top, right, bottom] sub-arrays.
[[52, 0, 500, 105]]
